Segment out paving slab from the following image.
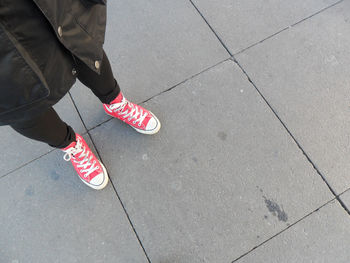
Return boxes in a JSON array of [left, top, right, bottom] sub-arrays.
[[0, 94, 85, 178], [191, 0, 339, 54], [89, 60, 332, 262], [236, 199, 350, 263], [236, 1, 350, 194], [0, 135, 147, 263], [70, 0, 229, 129]]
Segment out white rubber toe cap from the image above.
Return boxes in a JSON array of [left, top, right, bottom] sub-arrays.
[[144, 113, 161, 134], [90, 173, 105, 186], [146, 117, 158, 131], [82, 164, 109, 190]]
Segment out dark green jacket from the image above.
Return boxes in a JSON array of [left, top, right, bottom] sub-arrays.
[[0, 0, 106, 125]]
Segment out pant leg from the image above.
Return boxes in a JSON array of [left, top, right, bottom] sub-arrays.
[[10, 107, 76, 149], [74, 50, 120, 104]]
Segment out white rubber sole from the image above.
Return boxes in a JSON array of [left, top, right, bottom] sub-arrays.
[[78, 163, 109, 190]]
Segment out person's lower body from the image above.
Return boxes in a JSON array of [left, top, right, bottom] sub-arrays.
[[11, 50, 120, 149], [10, 51, 161, 190]]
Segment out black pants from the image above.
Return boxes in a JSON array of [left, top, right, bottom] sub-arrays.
[[10, 51, 120, 149]]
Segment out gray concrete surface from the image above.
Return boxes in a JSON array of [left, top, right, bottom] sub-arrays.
[[236, 0, 350, 194], [89, 60, 333, 262], [1, 0, 350, 262], [0, 136, 147, 263], [191, 0, 339, 54], [237, 199, 350, 263]]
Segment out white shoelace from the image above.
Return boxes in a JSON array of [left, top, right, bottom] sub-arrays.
[[109, 97, 147, 126], [63, 139, 99, 178]]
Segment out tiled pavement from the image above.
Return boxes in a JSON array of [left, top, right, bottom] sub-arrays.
[[1, 0, 350, 262]]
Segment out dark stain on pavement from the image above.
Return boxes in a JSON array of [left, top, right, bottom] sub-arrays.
[[217, 131, 227, 141], [50, 171, 60, 181], [25, 185, 34, 196], [264, 198, 288, 222], [257, 186, 288, 222]]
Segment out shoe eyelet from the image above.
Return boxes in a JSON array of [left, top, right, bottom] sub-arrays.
[[138, 123, 142, 127], [133, 121, 136, 124]]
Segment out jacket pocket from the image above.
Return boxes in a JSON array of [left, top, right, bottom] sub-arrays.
[[0, 23, 50, 116]]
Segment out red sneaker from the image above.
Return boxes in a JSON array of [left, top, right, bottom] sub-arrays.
[[103, 92, 161, 135], [62, 134, 109, 190]]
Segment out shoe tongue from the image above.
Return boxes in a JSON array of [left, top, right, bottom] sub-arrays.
[[62, 141, 84, 159], [109, 92, 124, 105], [62, 141, 77, 151]]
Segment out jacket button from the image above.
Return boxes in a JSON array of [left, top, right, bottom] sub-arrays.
[[95, 61, 100, 69], [58, 26, 63, 37], [72, 68, 77, 75]]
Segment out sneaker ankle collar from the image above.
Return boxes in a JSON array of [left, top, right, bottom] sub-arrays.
[[109, 92, 124, 105]]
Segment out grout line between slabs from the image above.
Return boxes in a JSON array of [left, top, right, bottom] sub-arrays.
[[234, 0, 344, 55], [190, 0, 343, 57], [138, 56, 228, 104], [290, 0, 344, 27], [188, 0, 233, 57], [231, 198, 337, 262], [234, 0, 343, 56], [233, 27, 289, 56], [337, 187, 350, 198], [68, 92, 152, 263], [0, 148, 55, 180]]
